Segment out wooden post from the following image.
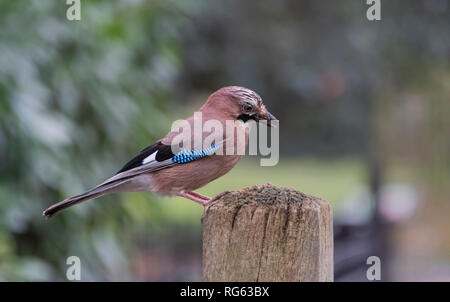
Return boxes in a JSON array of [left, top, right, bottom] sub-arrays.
[[202, 183, 333, 282]]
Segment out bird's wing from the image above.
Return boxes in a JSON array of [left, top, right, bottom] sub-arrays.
[[44, 142, 180, 218], [96, 141, 176, 187], [116, 141, 175, 174], [97, 141, 221, 188]]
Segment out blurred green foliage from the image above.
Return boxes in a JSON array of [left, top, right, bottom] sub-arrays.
[[0, 0, 199, 281], [0, 0, 449, 281]]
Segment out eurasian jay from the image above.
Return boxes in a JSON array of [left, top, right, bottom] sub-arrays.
[[43, 86, 277, 218]]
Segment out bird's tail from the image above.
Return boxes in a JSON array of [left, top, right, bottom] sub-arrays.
[[43, 179, 130, 218]]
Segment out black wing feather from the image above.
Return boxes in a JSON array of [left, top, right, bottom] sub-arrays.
[[116, 142, 176, 174]]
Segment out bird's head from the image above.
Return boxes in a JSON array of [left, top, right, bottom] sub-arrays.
[[202, 86, 277, 126]]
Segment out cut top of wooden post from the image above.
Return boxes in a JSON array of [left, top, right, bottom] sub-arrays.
[[202, 183, 333, 282]]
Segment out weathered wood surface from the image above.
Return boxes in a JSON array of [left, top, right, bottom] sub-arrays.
[[202, 183, 333, 282]]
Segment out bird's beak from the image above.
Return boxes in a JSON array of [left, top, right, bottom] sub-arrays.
[[261, 111, 278, 127]]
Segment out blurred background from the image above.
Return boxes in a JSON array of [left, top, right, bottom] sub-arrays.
[[0, 0, 449, 281]]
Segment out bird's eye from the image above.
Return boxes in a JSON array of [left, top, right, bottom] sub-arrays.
[[243, 104, 253, 112]]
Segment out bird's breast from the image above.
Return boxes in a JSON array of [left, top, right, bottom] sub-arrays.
[[150, 154, 242, 196]]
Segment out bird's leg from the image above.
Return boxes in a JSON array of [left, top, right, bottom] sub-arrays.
[[179, 192, 211, 223], [179, 192, 211, 206], [188, 191, 211, 201], [200, 191, 233, 223], [209, 190, 232, 204], [180, 190, 233, 206], [180, 191, 234, 222]]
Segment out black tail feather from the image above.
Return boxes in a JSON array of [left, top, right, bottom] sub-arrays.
[[43, 179, 129, 218]]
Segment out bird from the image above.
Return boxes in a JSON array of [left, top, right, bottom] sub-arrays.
[[43, 86, 277, 218]]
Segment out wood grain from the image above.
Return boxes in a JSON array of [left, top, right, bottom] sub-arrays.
[[202, 183, 333, 282]]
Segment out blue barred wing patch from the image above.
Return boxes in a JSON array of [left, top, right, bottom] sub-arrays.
[[172, 144, 219, 164]]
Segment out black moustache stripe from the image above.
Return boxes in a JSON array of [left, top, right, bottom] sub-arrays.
[[237, 114, 257, 122]]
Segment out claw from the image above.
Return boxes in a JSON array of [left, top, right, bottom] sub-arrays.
[[201, 191, 233, 223], [180, 190, 233, 223], [201, 206, 209, 223], [209, 190, 232, 204]]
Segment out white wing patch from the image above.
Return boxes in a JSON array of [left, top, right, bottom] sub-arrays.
[[142, 151, 157, 164]]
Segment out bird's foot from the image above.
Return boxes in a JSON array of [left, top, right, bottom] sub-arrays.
[[180, 190, 233, 223], [200, 190, 233, 223], [179, 192, 211, 206], [208, 190, 232, 204]]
